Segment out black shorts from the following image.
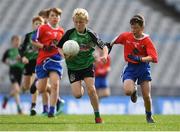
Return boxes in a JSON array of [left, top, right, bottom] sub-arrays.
[[9, 67, 23, 85], [23, 59, 36, 75], [68, 64, 95, 83]]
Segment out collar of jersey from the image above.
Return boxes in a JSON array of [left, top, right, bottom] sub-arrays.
[[76, 29, 87, 36], [47, 23, 59, 30], [133, 33, 149, 40]]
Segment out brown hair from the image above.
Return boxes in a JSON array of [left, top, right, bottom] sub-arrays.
[[38, 8, 49, 18], [11, 35, 20, 42], [32, 16, 44, 23], [47, 7, 62, 17], [130, 14, 145, 27]]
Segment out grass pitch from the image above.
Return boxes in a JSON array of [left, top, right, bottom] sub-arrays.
[[0, 115, 179, 131]]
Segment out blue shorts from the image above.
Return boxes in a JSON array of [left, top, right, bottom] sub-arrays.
[[35, 54, 63, 79], [95, 76, 109, 89], [122, 62, 151, 85]]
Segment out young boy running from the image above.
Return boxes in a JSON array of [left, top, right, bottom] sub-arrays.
[[2, 35, 24, 114], [109, 14, 158, 123], [32, 7, 64, 117], [58, 8, 109, 123]]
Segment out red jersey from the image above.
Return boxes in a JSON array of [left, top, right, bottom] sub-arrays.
[[113, 32, 158, 64], [95, 56, 111, 76], [33, 23, 64, 65]]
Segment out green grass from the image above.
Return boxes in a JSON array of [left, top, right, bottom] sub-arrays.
[[0, 115, 180, 131]]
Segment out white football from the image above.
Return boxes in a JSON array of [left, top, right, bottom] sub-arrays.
[[62, 40, 80, 56]]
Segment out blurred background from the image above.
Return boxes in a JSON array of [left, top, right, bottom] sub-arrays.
[[0, 0, 180, 115]]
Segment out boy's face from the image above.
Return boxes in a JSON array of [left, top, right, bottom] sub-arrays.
[[48, 11, 60, 26], [131, 23, 144, 38], [32, 20, 43, 30], [73, 17, 88, 33], [41, 15, 48, 24], [12, 37, 20, 48]]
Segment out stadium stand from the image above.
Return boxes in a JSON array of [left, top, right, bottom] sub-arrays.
[[166, 0, 180, 12], [0, 0, 180, 96]]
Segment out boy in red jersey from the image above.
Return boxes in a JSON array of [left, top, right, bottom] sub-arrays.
[[29, 9, 65, 116], [109, 14, 158, 123], [32, 8, 64, 117]]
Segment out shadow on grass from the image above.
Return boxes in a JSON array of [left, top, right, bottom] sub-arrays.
[[0, 121, 149, 125], [0, 122, 97, 125]]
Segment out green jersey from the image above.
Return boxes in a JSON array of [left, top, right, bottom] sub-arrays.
[[18, 31, 38, 60], [58, 28, 106, 70], [2, 48, 24, 69]]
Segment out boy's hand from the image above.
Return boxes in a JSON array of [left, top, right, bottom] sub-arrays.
[[42, 40, 59, 51], [22, 56, 29, 64], [100, 55, 107, 64], [128, 54, 142, 63], [42, 45, 53, 51], [64, 53, 73, 60]]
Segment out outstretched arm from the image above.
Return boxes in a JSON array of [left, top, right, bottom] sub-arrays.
[[101, 46, 109, 63]]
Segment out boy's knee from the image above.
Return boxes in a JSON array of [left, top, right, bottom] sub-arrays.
[[87, 88, 96, 96], [38, 88, 45, 93], [73, 93, 82, 99], [75, 95, 82, 99], [51, 82, 59, 90], [15, 88, 20, 94], [22, 86, 29, 91], [123, 85, 135, 96], [124, 89, 133, 96]]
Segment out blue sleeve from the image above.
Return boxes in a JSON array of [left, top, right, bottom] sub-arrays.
[[32, 29, 38, 41]]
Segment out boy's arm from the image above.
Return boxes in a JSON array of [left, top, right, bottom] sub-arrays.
[[31, 29, 52, 51], [2, 50, 9, 63], [88, 29, 108, 63], [57, 28, 75, 48], [18, 33, 29, 57]]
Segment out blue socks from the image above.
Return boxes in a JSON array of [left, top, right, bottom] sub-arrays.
[[146, 111, 152, 117], [49, 106, 55, 115], [43, 105, 48, 113]]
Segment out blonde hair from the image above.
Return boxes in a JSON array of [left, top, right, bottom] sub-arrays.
[[72, 8, 89, 20]]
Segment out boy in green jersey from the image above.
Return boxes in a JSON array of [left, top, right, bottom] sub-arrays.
[[2, 35, 24, 114], [58, 8, 109, 123], [18, 16, 44, 116]]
